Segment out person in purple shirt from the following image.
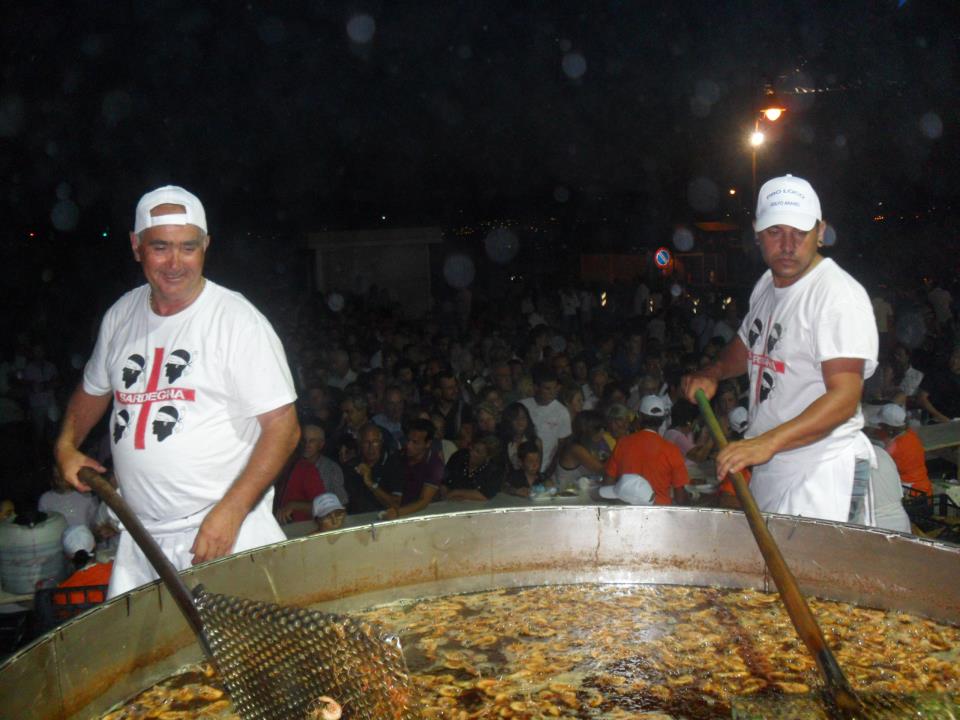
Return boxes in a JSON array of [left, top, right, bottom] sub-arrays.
[[375, 418, 444, 519]]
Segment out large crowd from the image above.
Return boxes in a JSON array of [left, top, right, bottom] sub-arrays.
[[2, 266, 959, 544]]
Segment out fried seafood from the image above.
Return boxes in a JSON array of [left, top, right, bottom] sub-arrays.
[[100, 585, 960, 719]]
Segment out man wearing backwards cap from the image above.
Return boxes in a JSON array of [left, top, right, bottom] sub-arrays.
[[682, 175, 878, 523], [55, 185, 300, 598]]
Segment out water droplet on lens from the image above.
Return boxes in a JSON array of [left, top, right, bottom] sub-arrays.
[[347, 14, 376, 44], [561, 52, 587, 79]]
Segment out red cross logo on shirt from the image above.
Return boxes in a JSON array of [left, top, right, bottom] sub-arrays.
[[114, 347, 196, 449]]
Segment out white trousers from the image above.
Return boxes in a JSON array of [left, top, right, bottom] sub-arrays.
[[107, 497, 286, 599]]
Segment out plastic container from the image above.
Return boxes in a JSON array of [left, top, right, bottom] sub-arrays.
[[0, 511, 67, 594]]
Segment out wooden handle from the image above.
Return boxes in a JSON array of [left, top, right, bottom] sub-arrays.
[[693, 391, 861, 713], [79, 468, 215, 662]]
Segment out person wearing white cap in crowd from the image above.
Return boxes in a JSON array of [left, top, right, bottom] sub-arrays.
[[603, 395, 690, 506], [873, 403, 931, 497], [58, 525, 113, 603], [682, 174, 879, 523], [55, 185, 300, 598], [727, 406, 749, 438], [312, 493, 347, 532], [597, 474, 655, 505]]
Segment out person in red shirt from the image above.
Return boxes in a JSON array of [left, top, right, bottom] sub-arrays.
[[57, 525, 113, 605], [603, 395, 690, 505], [276, 424, 328, 523], [876, 404, 932, 496]]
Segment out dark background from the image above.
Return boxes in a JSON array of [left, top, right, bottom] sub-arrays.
[[1, 0, 958, 320]]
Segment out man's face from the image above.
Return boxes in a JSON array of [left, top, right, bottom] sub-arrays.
[[384, 391, 404, 421], [521, 452, 541, 476], [492, 366, 513, 391], [756, 223, 823, 288], [342, 400, 366, 429], [535, 380, 560, 406], [130, 205, 207, 308], [318, 510, 346, 532], [359, 428, 384, 464], [439, 377, 459, 402], [302, 427, 324, 461], [405, 429, 430, 462], [949, 348, 960, 375], [552, 356, 571, 379]]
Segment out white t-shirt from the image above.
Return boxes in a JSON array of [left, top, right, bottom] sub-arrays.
[[520, 397, 572, 472], [38, 490, 99, 528], [899, 366, 923, 398], [739, 258, 878, 468], [84, 281, 297, 522]]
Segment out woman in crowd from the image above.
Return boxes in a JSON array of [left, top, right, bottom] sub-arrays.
[[499, 402, 541, 470], [554, 410, 608, 492]]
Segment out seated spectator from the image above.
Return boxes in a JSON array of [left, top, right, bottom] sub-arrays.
[[603, 395, 690, 506], [372, 386, 406, 447], [500, 402, 541, 471], [433, 371, 473, 442], [312, 493, 347, 533], [57, 525, 113, 605], [521, 364, 572, 474], [875, 404, 932, 496], [488, 361, 520, 406], [379, 418, 445, 519], [604, 403, 633, 444], [326, 349, 358, 390], [581, 365, 610, 411], [917, 346, 960, 423], [555, 410, 608, 492], [597, 474, 656, 506], [422, 409, 459, 463], [330, 390, 397, 459], [891, 344, 924, 401], [443, 434, 503, 501], [505, 441, 548, 497], [343, 424, 402, 515], [663, 402, 714, 463], [474, 402, 501, 436], [560, 382, 584, 424], [39, 466, 98, 529], [276, 424, 328, 524]]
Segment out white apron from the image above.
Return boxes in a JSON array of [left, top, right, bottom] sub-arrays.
[[750, 433, 875, 522], [107, 496, 286, 598]]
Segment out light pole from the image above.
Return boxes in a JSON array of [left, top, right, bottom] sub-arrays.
[[748, 103, 786, 206]]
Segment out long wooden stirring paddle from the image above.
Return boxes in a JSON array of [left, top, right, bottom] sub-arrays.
[[693, 390, 863, 717]]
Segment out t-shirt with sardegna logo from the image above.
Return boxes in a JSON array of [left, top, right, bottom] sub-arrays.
[[83, 280, 297, 523]]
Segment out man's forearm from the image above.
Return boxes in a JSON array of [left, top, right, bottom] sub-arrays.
[[55, 385, 112, 452], [702, 338, 749, 382], [760, 385, 860, 455], [220, 404, 301, 515]]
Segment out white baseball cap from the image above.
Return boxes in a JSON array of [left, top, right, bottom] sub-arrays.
[[754, 175, 821, 233], [598, 474, 655, 505], [639, 394, 666, 417], [134, 185, 207, 234], [879, 403, 906, 428], [728, 406, 749, 434], [63, 525, 96, 556], [312, 493, 345, 518]]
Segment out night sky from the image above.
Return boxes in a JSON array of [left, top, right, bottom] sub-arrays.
[[1, 1, 957, 246]]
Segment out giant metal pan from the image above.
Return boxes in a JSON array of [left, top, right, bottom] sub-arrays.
[[1, 505, 958, 719]]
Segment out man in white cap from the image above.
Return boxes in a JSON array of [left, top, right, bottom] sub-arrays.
[[682, 175, 878, 522], [55, 185, 300, 598], [603, 395, 690, 506]]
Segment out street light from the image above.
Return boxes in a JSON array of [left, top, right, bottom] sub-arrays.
[[749, 103, 785, 205]]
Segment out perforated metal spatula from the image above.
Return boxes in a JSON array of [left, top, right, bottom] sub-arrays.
[[80, 468, 420, 720]]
